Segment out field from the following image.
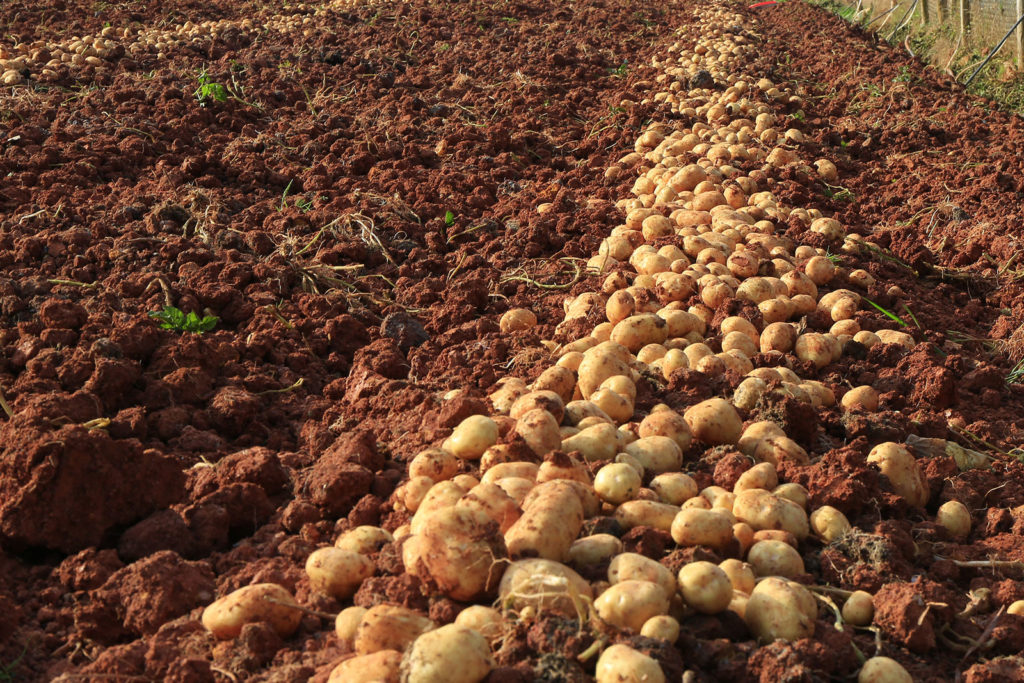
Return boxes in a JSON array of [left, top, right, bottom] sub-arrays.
[[1, 0, 1024, 680]]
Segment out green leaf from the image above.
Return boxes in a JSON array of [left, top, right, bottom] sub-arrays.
[[444, 210, 455, 227]]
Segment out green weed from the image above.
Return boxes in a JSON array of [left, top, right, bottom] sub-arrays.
[[863, 298, 907, 327], [149, 306, 219, 334], [193, 67, 228, 105]]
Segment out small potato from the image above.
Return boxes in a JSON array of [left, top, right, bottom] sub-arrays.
[[625, 435, 683, 474], [201, 583, 303, 640], [858, 657, 913, 683], [591, 388, 635, 424], [354, 605, 435, 655], [500, 308, 537, 333], [684, 398, 743, 445], [678, 561, 733, 614], [328, 650, 402, 683], [718, 559, 756, 594], [747, 539, 805, 578], [795, 332, 831, 369], [773, 483, 810, 509], [722, 330, 758, 357], [651, 472, 699, 505], [745, 578, 816, 642], [867, 442, 928, 508], [614, 500, 679, 532], [336, 605, 369, 644], [336, 526, 394, 555], [853, 330, 880, 348], [409, 448, 460, 483], [402, 624, 494, 683], [670, 507, 734, 550], [446, 415, 499, 460], [638, 410, 693, 451], [600, 374, 638, 402], [1006, 600, 1024, 616], [307, 544, 380, 598], [594, 580, 670, 631], [936, 500, 971, 539], [609, 552, 677, 600], [595, 463, 642, 505], [640, 615, 680, 642], [569, 534, 623, 569], [805, 255, 835, 285], [809, 506, 851, 543], [499, 559, 593, 616], [842, 590, 874, 626], [454, 605, 504, 643], [841, 385, 879, 412], [595, 644, 666, 683]]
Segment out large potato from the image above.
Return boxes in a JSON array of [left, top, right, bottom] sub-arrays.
[[354, 605, 436, 655], [201, 583, 303, 640], [401, 624, 494, 683], [305, 547, 375, 599], [866, 442, 928, 507], [445, 415, 499, 460], [747, 539, 805, 578], [404, 506, 507, 601], [505, 481, 584, 561], [670, 507, 734, 550], [744, 577, 816, 642], [678, 561, 732, 614], [614, 500, 679, 532], [499, 558, 593, 616], [561, 422, 620, 462], [684, 398, 743, 445], [858, 656, 913, 683], [595, 644, 666, 683], [594, 580, 670, 631], [608, 553, 676, 600], [625, 436, 683, 474], [611, 314, 669, 352], [638, 409, 692, 451], [328, 650, 402, 683]]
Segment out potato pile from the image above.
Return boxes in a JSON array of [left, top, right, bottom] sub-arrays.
[[193, 3, 956, 681]]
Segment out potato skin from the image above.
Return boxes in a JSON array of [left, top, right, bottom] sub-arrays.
[[401, 624, 494, 683], [684, 398, 743, 445], [595, 644, 666, 683], [353, 605, 436, 655], [328, 650, 402, 683], [744, 577, 816, 642], [505, 481, 584, 562], [201, 583, 303, 640], [305, 547, 375, 599], [866, 442, 929, 508], [594, 580, 670, 631]]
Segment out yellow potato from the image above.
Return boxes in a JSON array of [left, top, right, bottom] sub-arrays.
[[328, 650, 402, 683], [638, 410, 693, 451], [857, 657, 913, 683], [561, 422, 620, 462], [678, 561, 732, 614], [354, 604, 436, 655], [336, 605, 368, 644], [744, 577, 816, 642], [625, 435, 683, 474], [516, 408, 563, 457], [594, 580, 670, 631], [335, 526, 394, 555], [936, 500, 971, 539], [614, 500, 679, 532], [670, 507, 734, 550], [608, 552, 677, 601], [747, 539, 805, 578], [640, 615, 680, 643], [650, 472, 699, 505], [201, 583, 303, 640], [402, 624, 494, 683], [718, 559, 756, 594], [866, 442, 928, 508], [809, 505, 851, 543], [684, 398, 743, 445], [498, 558, 593, 616], [505, 481, 584, 562], [842, 590, 875, 627], [454, 605, 505, 643], [568, 534, 623, 569], [306, 547, 375, 599], [445, 415, 499, 460], [595, 644, 666, 683]]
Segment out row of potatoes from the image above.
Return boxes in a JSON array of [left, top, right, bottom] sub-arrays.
[[198, 3, 971, 682]]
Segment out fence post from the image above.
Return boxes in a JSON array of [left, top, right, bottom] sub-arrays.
[[1017, 0, 1023, 66], [960, 0, 970, 43], [921, 0, 930, 25]]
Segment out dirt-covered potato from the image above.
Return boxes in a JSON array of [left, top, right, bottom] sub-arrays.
[[678, 561, 733, 614], [510, 390, 566, 423], [857, 656, 913, 683], [842, 590, 874, 627], [488, 378, 528, 415], [638, 409, 693, 450], [809, 505, 851, 543], [328, 650, 402, 683], [562, 422, 620, 462], [578, 344, 633, 399], [594, 462, 642, 504], [590, 387, 635, 424], [409, 448, 460, 483], [624, 435, 683, 474], [410, 481, 467, 534], [841, 385, 878, 412], [335, 526, 394, 555], [516, 408, 563, 457], [733, 462, 778, 493], [201, 583, 303, 640], [936, 500, 971, 539], [457, 483, 522, 534], [568, 534, 623, 569], [684, 397, 743, 445], [404, 506, 507, 601], [609, 552, 676, 600], [454, 605, 504, 643], [533, 365, 577, 403], [353, 605, 436, 655], [866, 442, 928, 508], [445, 415, 499, 460], [733, 376, 768, 411], [499, 558, 593, 616], [744, 577, 816, 642], [594, 580, 670, 631], [505, 481, 585, 561], [732, 489, 808, 540], [611, 313, 669, 352], [336, 606, 369, 645], [650, 472, 699, 505], [746, 539, 805, 577], [671, 507, 734, 550], [402, 624, 494, 683], [614, 500, 679, 532], [306, 547, 375, 599], [718, 559, 756, 594], [595, 644, 666, 683]]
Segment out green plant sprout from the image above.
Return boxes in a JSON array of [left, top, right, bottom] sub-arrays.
[[194, 67, 228, 105], [149, 306, 219, 334], [863, 298, 907, 327]]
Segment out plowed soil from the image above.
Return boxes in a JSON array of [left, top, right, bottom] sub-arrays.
[[0, 0, 1022, 680]]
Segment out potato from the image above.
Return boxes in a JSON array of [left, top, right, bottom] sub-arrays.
[[760, 322, 797, 353], [328, 650, 402, 683], [446, 415, 499, 460], [752, 436, 810, 466], [745, 577, 816, 642], [494, 477, 535, 506], [578, 346, 633, 399], [638, 410, 693, 451], [561, 422, 619, 462], [410, 481, 467, 534], [734, 462, 779, 493], [866, 442, 928, 508], [336, 605, 369, 644], [516, 408, 563, 457], [564, 400, 614, 426], [354, 605, 436, 655], [499, 558, 593, 616], [670, 507, 734, 550], [481, 461, 539, 483], [594, 580, 670, 631], [842, 590, 874, 626], [402, 624, 493, 683], [805, 255, 835, 285], [722, 330, 758, 357], [661, 309, 706, 337], [936, 500, 971, 539], [809, 506, 851, 543], [795, 332, 831, 368], [458, 483, 522, 534], [733, 489, 807, 540], [454, 605, 504, 643], [857, 657, 913, 683], [640, 614, 680, 643], [306, 547, 375, 599], [336, 526, 394, 555], [614, 500, 679, 532], [1006, 600, 1024, 616], [594, 463, 642, 505], [601, 374, 638, 402], [733, 376, 767, 411], [569, 534, 623, 569], [409, 448, 459, 483], [876, 329, 915, 349], [841, 385, 879, 412], [489, 378, 528, 415], [404, 506, 506, 601], [718, 559, 756, 594], [625, 435, 683, 474], [684, 398, 743, 445], [747, 539, 805, 578], [595, 644, 666, 683], [533, 366, 576, 403], [651, 472, 699, 505], [397, 476, 439, 513], [609, 553, 676, 601], [505, 481, 584, 562], [773, 483, 810, 509], [853, 330, 880, 348], [611, 314, 669, 353], [678, 561, 733, 614], [510, 390, 566, 423], [201, 583, 303, 640], [591, 388, 635, 424]]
